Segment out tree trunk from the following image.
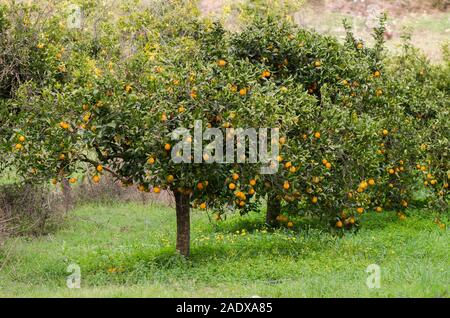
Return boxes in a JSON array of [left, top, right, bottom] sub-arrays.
[[61, 178, 73, 213], [174, 191, 191, 258], [266, 194, 281, 226]]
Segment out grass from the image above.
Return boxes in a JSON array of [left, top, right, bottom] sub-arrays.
[[0, 202, 448, 297]]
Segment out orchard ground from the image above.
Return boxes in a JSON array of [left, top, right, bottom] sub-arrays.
[[0, 202, 448, 297]]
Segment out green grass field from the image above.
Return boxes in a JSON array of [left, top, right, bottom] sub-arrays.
[[0, 202, 448, 297]]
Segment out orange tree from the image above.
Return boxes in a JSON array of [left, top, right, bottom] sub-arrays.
[[227, 15, 415, 228], [9, 14, 317, 256], [386, 40, 450, 216]]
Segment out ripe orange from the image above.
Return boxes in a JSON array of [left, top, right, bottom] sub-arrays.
[[249, 179, 257, 186], [289, 166, 296, 173], [279, 137, 286, 144], [15, 143, 23, 150], [357, 207, 364, 214], [217, 59, 227, 67], [164, 143, 171, 151], [59, 122, 69, 129], [311, 196, 318, 204], [285, 161, 292, 169], [197, 182, 204, 190], [283, 181, 290, 190], [51, 178, 58, 185], [199, 202, 207, 209], [69, 177, 77, 184], [287, 221, 294, 228], [239, 88, 247, 96], [92, 175, 100, 183], [147, 157, 155, 165], [18, 136, 26, 142], [388, 168, 395, 175], [356, 43, 363, 49], [96, 165, 103, 172], [382, 129, 389, 136], [248, 188, 255, 195], [261, 70, 271, 78], [314, 131, 321, 138], [336, 220, 343, 228], [368, 179, 375, 186], [153, 186, 161, 194], [376, 89, 383, 97], [166, 175, 174, 183], [322, 159, 328, 165], [374, 70, 381, 77], [229, 183, 236, 190], [161, 113, 167, 122], [375, 206, 382, 213], [232, 173, 239, 181], [314, 60, 321, 67], [59, 154, 66, 160], [325, 162, 332, 169]]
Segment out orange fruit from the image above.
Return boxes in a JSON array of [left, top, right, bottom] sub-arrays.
[[197, 182, 204, 190], [147, 157, 155, 165], [249, 179, 256, 186], [283, 181, 290, 190], [357, 43, 363, 49], [15, 143, 23, 150], [164, 143, 171, 151], [287, 221, 294, 228], [92, 175, 100, 183], [232, 173, 239, 181], [239, 88, 247, 96], [382, 129, 389, 136], [217, 59, 227, 67], [311, 196, 318, 204], [96, 165, 103, 172], [166, 175, 174, 183], [153, 186, 161, 194], [18, 136, 26, 142], [373, 70, 381, 77], [314, 60, 321, 67], [199, 202, 207, 209], [229, 183, 236, 190], [336, 220, 343, 228], [314, 131, 321, 138], [325, 162, 332, 169], [368, 179, 375, 186], [375, 206, 382, 213], [69, 177, 77, 184], [357, 207, 364, 214]]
